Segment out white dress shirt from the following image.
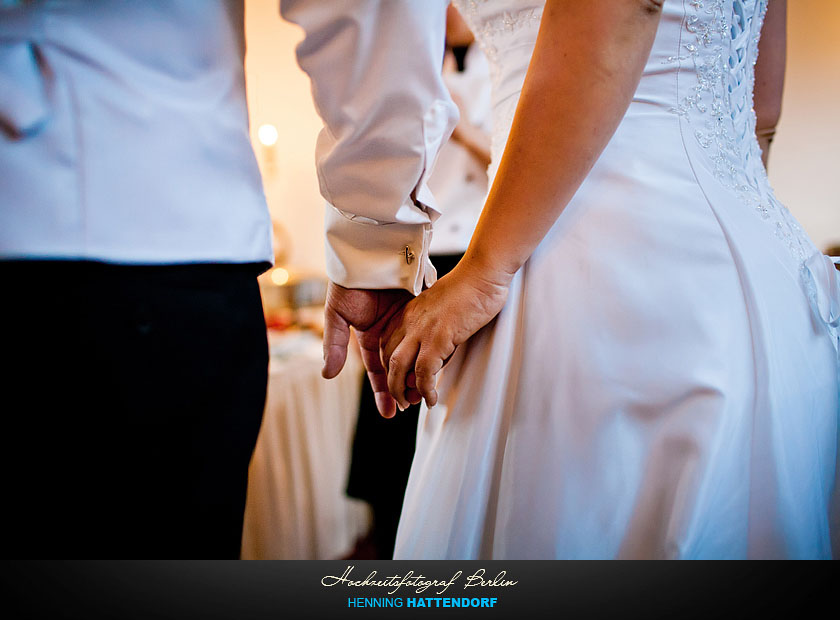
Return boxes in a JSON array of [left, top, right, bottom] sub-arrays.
[[428, 44, 492, 256], [281, 0, 458, 294], [0, 1, 272, 266]]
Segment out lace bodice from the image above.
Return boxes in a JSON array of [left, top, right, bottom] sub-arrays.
[[668, 0, 813, 266]]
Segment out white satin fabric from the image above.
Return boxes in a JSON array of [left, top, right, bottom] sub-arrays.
[[395, 0, 840, 559]]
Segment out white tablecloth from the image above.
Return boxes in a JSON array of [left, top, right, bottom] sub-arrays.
[[241, 331, 370, 559]]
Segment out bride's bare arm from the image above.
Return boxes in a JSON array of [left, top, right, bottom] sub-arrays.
[[462, 0, 664, 281], [382, 0, 665, 410], [753, 0, 786, 168]]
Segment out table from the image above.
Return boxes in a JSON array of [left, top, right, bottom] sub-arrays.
[[241, 330, 370, 559]]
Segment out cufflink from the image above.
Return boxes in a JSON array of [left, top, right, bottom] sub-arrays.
[[403, 246, 415, 265]]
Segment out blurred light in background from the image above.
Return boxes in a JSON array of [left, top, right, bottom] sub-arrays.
[[258, 123, 279, 147], [270, 267, 290, 286]]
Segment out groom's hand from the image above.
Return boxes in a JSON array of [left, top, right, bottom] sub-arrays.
[[322, 281, 413, 418]]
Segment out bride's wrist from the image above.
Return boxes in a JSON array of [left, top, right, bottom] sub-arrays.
[[457, 246, 517, 291]]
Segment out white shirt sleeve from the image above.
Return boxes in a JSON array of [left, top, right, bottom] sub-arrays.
[[279, 0, 458, 294]]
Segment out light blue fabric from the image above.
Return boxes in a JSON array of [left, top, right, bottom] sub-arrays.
[[0, 0, 272, 266]]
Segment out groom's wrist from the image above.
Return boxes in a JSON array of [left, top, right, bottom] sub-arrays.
[[325, 205, 434, 295]]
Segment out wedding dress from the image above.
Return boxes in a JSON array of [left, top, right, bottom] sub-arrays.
[[394, 0, 840, 559]]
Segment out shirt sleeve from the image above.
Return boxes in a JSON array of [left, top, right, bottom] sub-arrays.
[[279, 0, 458, 294]]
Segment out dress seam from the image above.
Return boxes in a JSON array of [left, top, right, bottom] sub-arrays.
[[673, 0, 762, 559]]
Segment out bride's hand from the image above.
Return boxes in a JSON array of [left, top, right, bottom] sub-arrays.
[[380, 258, 511, 410]]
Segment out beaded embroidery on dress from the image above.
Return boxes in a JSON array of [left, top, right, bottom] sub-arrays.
[[395, 0, 840, 559], [672, 1, 816, 264]]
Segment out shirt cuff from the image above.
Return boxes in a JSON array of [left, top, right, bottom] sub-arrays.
[[324, 205, 437, 295]]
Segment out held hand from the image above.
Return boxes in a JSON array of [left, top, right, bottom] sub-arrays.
[[380, 259, 511, 410], [322, 282, 412, 418]]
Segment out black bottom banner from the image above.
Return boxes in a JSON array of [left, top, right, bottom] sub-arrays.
[[1, 560, 827, 619]]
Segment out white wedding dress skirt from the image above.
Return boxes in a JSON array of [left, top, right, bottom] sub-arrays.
[[394, 0, 840, 559]]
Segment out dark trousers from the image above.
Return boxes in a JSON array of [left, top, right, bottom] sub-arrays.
[[2, 261, 268, 558], [346, 253, 462, 558]]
